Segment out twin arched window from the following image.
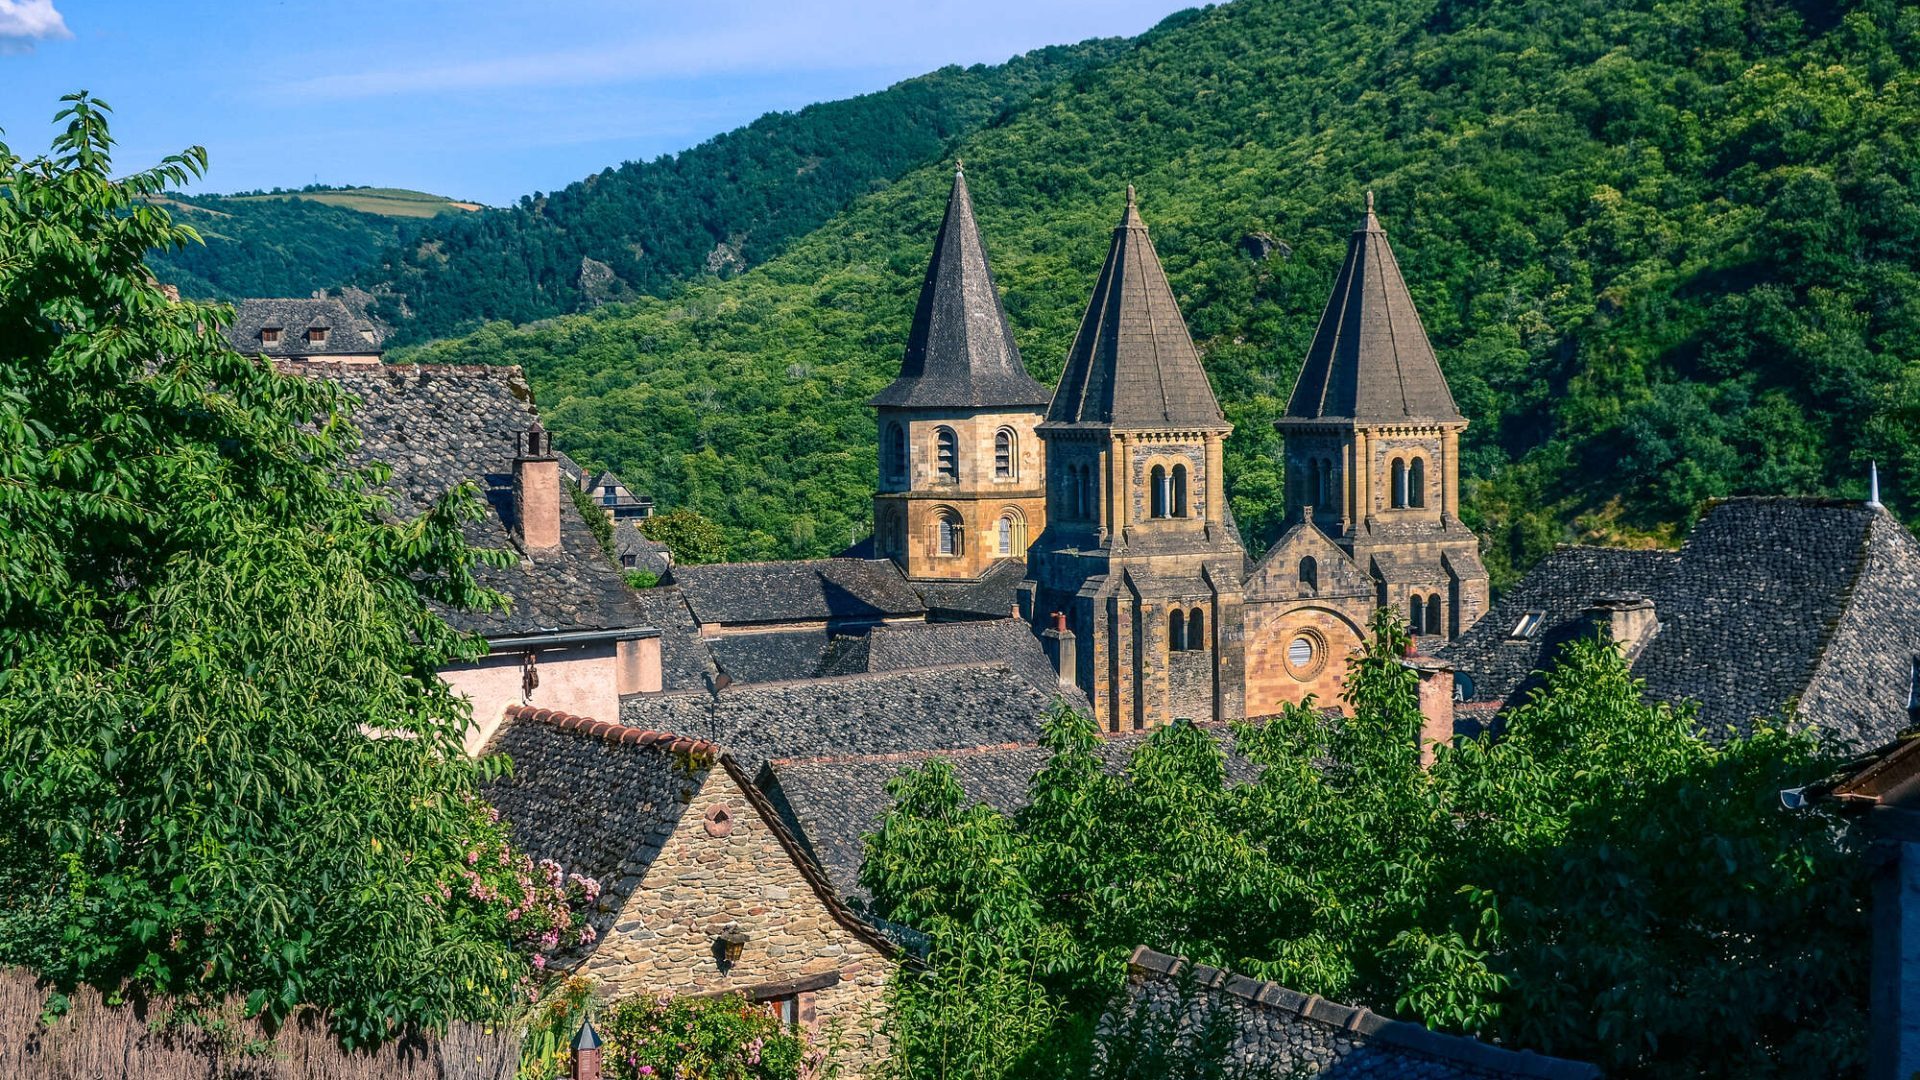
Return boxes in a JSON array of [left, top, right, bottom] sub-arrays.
[[1150, 462, 1191, 519], [1170, 606, 1207, 651], [1408, 593, 1444, 636], [994, 429, 1015, 479], [1390, 457, 1428, 509], [1073, 464, 1097, 520], [934, 428, 958, 483]]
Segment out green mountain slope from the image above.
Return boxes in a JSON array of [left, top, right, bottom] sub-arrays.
[[404, 0, 1920, 587], [146, 188, 467, 300], [357, 38, 1133, 345]]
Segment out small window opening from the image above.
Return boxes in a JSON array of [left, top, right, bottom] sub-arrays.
[[1169, 608, 1186, 651], [1187, 607, 1205, 651], [1172, 464, 1189, 518], [995, 430, 1014, 479], [1409, 457, 1427, 508], [1391, 458, 1408, 509], [1299, 556, 1318, 595], [935, 428, 958, 482], [1150, 465, 1169, 519], [1510, 611, 1546, 639]]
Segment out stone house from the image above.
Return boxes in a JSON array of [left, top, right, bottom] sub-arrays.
[[1101, 947, 1598, 1079], [290, 362, 662, 752], [584, 470, 655, 521], [1802, 733, 1920, 1080], [482, 705, 898, 1074], [230, 296, 383, 362], [1440, 496, 1920, 749]]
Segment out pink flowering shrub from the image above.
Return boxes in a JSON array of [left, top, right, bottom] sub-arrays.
[[600, 992, 821, 1080], [439, 796, 600, 970]]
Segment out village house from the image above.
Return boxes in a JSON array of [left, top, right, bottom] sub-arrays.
[[229, 296, 384, 363], [1101, 948, 1599, 1078], [583, 470, 656, 521], [481, 705, 897, 1075], [286, 361, 663, 752]]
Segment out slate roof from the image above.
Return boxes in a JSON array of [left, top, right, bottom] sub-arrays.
[[1442, 498, 1920, 747], [758, 725, 1245, 906], [628, 587, 717, 692], [291, 362, 649, 638], [615, 523, 672, 575], [822, 617, 1076, 702], [911, 558, 1028, 620], [668, 559, 926, 627], [480, 705, 897, 960], [1283, 196, 1464, 425], [619, 661, 1058, 772], [710, 629, 836, 685], [1044, 188, 1228, 432], [229, 297, 382, 358], [870, 168, 1051, 410], [1115, 949, 1600, 1080]]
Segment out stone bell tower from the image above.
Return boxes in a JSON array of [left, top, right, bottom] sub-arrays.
[[1275, 194, 1488, 640], [1022, 187, 1248, 730], [871, 166, 1051, 580]]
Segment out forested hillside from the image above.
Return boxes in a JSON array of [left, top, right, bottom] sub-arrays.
[[146, 187, 466, 300], [405, 0, 1920, 583], [356, 39, 1132, 345]]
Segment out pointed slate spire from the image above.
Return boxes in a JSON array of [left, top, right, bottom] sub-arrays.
[[1045, 187, 1227, 430], [870, 166, 1051, 409], [1285, 193, 1464, 424]]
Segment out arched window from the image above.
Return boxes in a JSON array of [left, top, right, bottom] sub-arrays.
[[1408, 594, 1425, 634], [997, 512, 1023, 556], [1169, 608, 1186, 651], [1299, 556, 1318, 595], [1150, 464, 1169, 518], [998, 515, 1012, 554], [1391, 458, 1408, 509], [995, 429, 1015, 479], [1317, 457, 1334, 508], [1172, 464, 1189, 518], [936, 509, 963, 557], [1187, 607, 1205, 651], [1409, 457, 1427, 508], [1427, 594, 1443, 638], [893, 513, 907, 554], [885, 423, 907, 482], [934, 428, 959, 482]]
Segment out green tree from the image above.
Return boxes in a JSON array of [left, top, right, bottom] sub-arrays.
[[639, 508, 730, 565], [0, 95, 537, 1044]]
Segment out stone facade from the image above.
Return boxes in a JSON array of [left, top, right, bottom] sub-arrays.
[[1241, 522, 1374, 716], [873, 408, 1046, 579], [481, 708, 898, 1077], [1101, 948, 1598, 1079]]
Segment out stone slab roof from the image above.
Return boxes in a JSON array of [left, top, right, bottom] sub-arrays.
[[1113, 948, 1599, 1079], [758, 725, 1244, 907], [480, 705, 897, 960], [619, 661, 1058, 773], [615, 523, 672, 575], [1283, 198, 1464, 425], [289, 362, 648, 638], [229, 297, 382, 358], [818, 617, 1080, 705], [628, 587, 717, 692], [911, 558, 1028, 620], [1442, 498, 1920, 747], [870, 169, 1050, 411], [1044, 188, 1228, 432], [710, 629, 836, 685], [668, 559, 926, 627]]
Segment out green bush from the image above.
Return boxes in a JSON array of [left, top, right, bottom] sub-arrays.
[[599, 992, 819, 1080]]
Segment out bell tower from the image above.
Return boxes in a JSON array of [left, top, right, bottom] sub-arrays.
[[1276, 194, 1488, 640], [871, 166, 1051, 580], [1023, 188, 1248, 730]]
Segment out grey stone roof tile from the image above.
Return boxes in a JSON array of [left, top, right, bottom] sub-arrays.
[[1045, 188, 1228, 432], [710, 629, 836, 685], [1284, 198, 1464, 425], [229, 297, 382, 358], [911, 558, 1028, 620], [289, 362, 648, 638], [870, 169, 1051, 410], [668, 558, 926, 627]]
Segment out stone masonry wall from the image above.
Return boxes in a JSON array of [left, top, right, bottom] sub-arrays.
[[581, 767, 891, 1076]]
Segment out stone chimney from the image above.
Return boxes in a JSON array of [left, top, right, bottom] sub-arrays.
[[1402, 652, 1456, 768], [513, 422, 562, 553], [1586, 596, 1658, 662], [1040, 611, 1079, 694]]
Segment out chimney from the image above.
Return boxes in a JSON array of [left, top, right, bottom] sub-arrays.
[[514, 421, 562, 552], [1586, 596, 1658, 662], [1040, 611, 1079, 694]]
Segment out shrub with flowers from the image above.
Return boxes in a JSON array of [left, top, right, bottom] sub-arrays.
[[600, 991, 824, 1080], [442, 795, 601, 971]]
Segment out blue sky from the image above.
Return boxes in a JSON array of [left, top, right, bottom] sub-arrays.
[[0, 1, 1191, 205]]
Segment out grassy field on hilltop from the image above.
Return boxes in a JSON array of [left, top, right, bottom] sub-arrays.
[[404, 0, 1920, 585], [224, 186, 483, 217]]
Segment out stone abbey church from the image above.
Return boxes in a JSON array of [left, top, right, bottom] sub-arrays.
[[870, 169, 1489, 730]]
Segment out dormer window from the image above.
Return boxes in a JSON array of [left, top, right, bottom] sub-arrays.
[[260, 327, 282, 344], [1509, 610, 1546, 639], [306, 327, 328, 345]]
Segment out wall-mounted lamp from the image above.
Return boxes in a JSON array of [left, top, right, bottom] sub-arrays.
[[715, 927, 748, 972]]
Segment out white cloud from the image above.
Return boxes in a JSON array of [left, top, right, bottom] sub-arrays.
[[0, 0, 72, 52]]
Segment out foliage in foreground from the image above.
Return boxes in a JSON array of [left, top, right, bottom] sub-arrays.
[[861, 611, 1866, 1079], [598, 991, 824, 1080], [0, 95, 574, 1044]]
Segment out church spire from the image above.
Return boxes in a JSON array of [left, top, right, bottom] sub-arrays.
[[1045, 187, 1227, 430], [870, 167, 1050, 409], [1284, 194, 1463, 425]]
